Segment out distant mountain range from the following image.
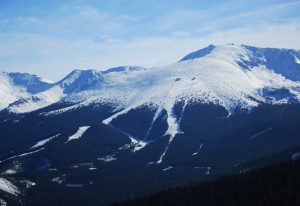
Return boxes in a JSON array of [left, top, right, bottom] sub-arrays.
[[0, 44, 300, 205], [1, 44, 300, 114]]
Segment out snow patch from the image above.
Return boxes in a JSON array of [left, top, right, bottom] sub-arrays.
[[0, 178, 20, 196], [30, 134, 60, 149], [157, 136, 172, 164], [178, 99, 188, 123], [71, 163, 94, 169], [249, 127, 272, 139], [2, 169, 17, 175], [295, 56, 300, 64], [52, 177, 64, 184], [66, 126, 90, 142], [89, 167, 97, 170], [20, 180, 36, 189], [192, 143, 204, 156], [292, 152, 300, 160], [118, 144, 131, 150], [144, 105, 163, 140], [0, 148, 44, 164], [104, 122, 148, 152], [162, 166, 173, 171], [0, 198, 7, 206], [102, 107, 131, 125], [97, 154, 117, 162], [129, 137, 148, 152], [163, 83, 181, 138]]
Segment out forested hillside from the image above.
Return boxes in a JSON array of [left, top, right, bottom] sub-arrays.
[[115, 160, 300, 206]]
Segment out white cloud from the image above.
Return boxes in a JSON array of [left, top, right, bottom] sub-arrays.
[[77, 5, 110, 20], [1, 2, 300, 80], [153, 0, 300, 36], [274, 0, 300, 8], [1, 17, 300, 81]]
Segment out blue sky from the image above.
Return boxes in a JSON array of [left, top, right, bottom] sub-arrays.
[[1, 0, 300, 80]]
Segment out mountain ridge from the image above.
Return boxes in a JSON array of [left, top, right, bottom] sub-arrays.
[[1, 44, 300, 115]]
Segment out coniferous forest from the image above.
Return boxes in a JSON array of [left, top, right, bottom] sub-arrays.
[[114, 160, 300, 206]]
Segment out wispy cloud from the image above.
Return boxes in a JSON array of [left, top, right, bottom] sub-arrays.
[[0, 1, 299, 80], [154, 0, 300, 37], [274, 0, 300, 8]]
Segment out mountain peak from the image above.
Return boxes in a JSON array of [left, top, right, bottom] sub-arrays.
[[60, 69, 99, 84], [180, 44, 216, 61], [58, 69, 103, 94], [180, 44, 300, 81], [102, 66, 146, 74], [66, 69, 98, 76], [1, 71, 53, 94]]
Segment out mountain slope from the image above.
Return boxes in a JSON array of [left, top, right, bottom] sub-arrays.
[[38, 44, 300, 145], [0, 72, 52, 110], [0, 44, 300, 205]]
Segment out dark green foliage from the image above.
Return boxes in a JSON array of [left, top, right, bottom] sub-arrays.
[[115, 160, 300, 206]]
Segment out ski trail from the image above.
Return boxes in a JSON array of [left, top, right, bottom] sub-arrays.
[[178, 98, 189, 124], [144, 105, 163, 140], [102, 107, 131, 125], [102, 91, 148, 125], [156, 83, 182, 164], [157, 137, 172, 164], [249, 127, 272, 140], [0, 148, 45, 164], [105, 123, 147, 152], [192, 143, 204, 156]]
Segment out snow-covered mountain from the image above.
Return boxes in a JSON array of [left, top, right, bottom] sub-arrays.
[[1, 66, 148, 113], [1, 44, 300, 205], [2, 44, 300, 116], [0, 72, 53, 110]]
